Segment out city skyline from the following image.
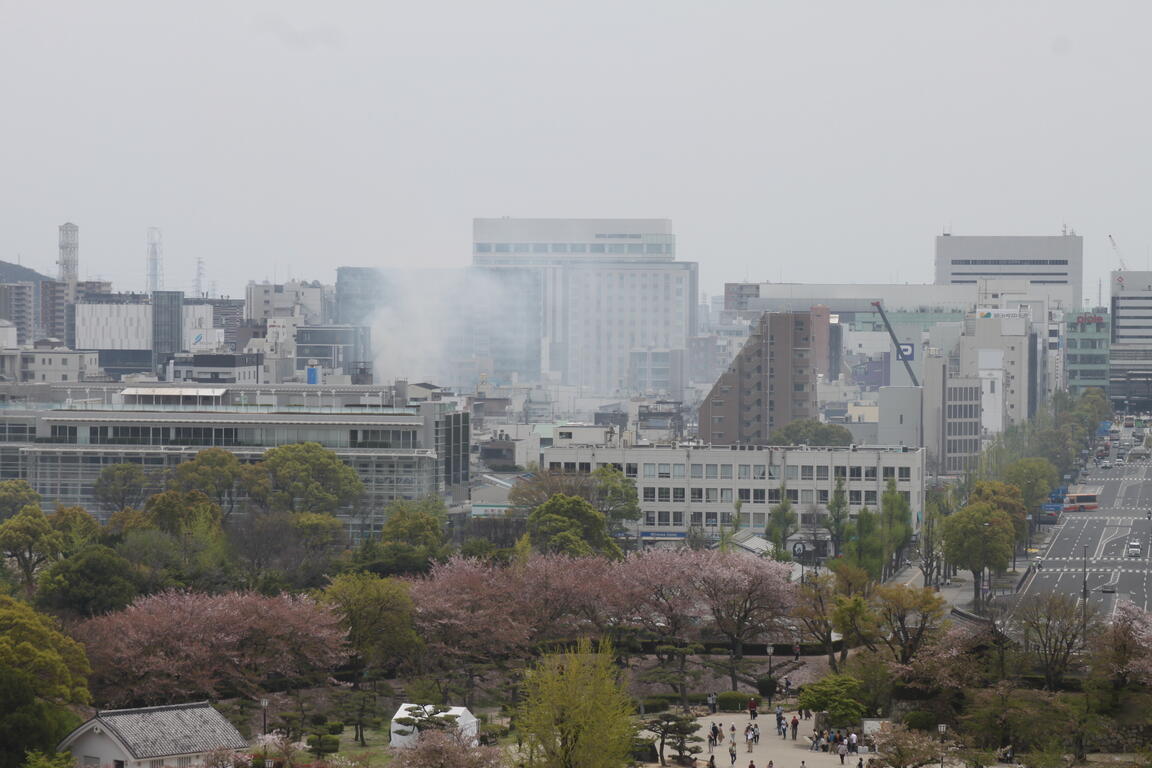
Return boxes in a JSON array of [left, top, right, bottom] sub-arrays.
[[1, 1, 1148, 301]]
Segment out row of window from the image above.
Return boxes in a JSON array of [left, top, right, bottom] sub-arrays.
[[476, 242, 674, 255], [948, 259, 1069, 266], [641, 485, 903, 506], [946, 403, 980, 419], [630, 461, 911, 482]]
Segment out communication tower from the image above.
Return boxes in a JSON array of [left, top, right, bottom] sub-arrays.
[[57, 222, 78, 286], [146, 227, 164, 291]]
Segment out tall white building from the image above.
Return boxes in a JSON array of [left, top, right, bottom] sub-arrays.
[[472, 218, 698, 396], [934, 233, 1083, 309]]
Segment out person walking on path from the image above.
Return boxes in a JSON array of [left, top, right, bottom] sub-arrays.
[[791, 715, 799, 740], [838, 742, 848, 765], [729, 743, 737, 766], [730, 724, 736, 744], [849, 732, 858, 753], [707, 757, 716, 768], [746, 725, 755, 753], [749, 697, 759, 719], [709, 692, 718, 714], [753, 724, 760, 745]]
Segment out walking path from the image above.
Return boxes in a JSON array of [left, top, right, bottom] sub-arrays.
[[643, 709, 867, 768]]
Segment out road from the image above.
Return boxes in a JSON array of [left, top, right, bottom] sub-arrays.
[[1018, 426, 1152, 619]]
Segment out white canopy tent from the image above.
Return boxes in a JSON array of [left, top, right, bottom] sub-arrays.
[[389, 704, 479, 749]]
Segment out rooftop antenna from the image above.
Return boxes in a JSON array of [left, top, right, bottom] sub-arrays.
[[194, 257, 206, 297], [146, 227, 163, 291]]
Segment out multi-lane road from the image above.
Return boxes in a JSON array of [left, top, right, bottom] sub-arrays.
[[1018, 434, 1152, 618]]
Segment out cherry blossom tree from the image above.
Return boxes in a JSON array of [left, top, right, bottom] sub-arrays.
[[614, 549, 705, 706], [1091, 601, 1152, 698], [391, 730, 507, 768], [693, 550, 794, 690], [74, 590, 348, 706], [408, 557, 532, 706]]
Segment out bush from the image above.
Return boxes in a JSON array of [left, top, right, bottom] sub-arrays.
[[717, 692, 749, 712], [326, 721, 344, 735], [902, 710, 937, 732], [306, 734, 340, 755], [249, 757, 266, 768], [640, 697, 670, 714], [757, 676, 777, 698]]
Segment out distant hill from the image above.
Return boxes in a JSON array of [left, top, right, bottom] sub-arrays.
[[0, 260, 52, 284]]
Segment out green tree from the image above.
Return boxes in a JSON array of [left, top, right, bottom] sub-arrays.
[[824, 477, 850, 557], [353, 497, 450, 576], [20, 752, 76, 768], [92, 464, 148, 514], [765, 487, 797, 555], [0, 596, 90, 768], [140, 489, 223, 536], [527, 494, 622, 558], [36, 544, 138, 618], [251, 442, 364, 514], [518, 638, 635, 768], [0, 505, 63, 597], [46, 506, 100, 558], [509, 465, 640, 532], [644, 711, 702, 767], [942, 502, 1014, 611], [880, 479, 913, 579], [168, 447, 245, 519], [796, 674, 867, 725], [768, 419, 854, 446], [0, 480, 41, 522], [844, 506, 884, 579], [1001, 457, 1059, 515], [969, 481, 1028, 565], [321, 571, 421, 695]]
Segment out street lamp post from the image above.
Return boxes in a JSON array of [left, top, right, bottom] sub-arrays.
[[260, 698, 269, 762], [1082, 544, 1089, 636], [938, 723, 947, 768]]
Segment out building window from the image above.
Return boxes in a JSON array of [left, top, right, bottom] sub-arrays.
[[706, 464, 718, 479], [883, 466, 896, 481], [754, 465, 767, 480], [673, 487, 685, 502], [864, 490, 878, 505], [849, 466, 862, 480], [801, 465, 813, 480], [643, 487, 656, 502], [645, 511, 656, 526], [644, 463, 656, 478], [705, 488, 718, 502], [720, 488, 733, 503], [658, 463, 671, 478], [691, 488, 703, 502], [849, 490, 862, 505], [864, 466, 877, 480], [785, 465, 798, 481], [625, 463, 638, 478], [753, 489, 765, 504], [658, 510, 670, 526], [658, 487, 671, 502], [818, 489, 829, 504], [691, 464, 703, 479], [738, 464, 751, 479], [720, 464, 733, 479], [738, 488, 751, 502], [898, 466, 911, 481], [816, 465, 829, 480]]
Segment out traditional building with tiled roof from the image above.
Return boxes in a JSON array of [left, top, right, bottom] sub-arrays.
[[57, 701, 248, 768]]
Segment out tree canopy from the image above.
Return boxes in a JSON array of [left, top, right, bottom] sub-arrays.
[[768, 419, 853, 446]]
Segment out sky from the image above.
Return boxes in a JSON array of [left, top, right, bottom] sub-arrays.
[[0, 1, 1148, 305]]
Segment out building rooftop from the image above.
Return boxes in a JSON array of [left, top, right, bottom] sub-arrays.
[[59, 701, 247, 760]]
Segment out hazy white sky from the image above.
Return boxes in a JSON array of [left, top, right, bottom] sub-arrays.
[[1, 1, 1147, 304]]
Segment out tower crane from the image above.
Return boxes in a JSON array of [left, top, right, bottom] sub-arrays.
[[1109, 234, 1128, 271], [871, 300, 919, 387]]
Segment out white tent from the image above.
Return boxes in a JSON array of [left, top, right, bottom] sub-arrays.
[[389, 704, 479, 749]]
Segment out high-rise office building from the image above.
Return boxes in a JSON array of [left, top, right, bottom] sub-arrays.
[[696, 311, 822, 444], [1109, 271, 1152, 408], [0, 283, 35, 346], [934, 233, 1083, 308], [472, 218, 698, 395]]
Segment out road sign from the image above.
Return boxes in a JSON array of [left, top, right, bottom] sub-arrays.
[[792, 542, 806, 556], [898, 342, 915, 360], [1041, 503, 1063, 512]]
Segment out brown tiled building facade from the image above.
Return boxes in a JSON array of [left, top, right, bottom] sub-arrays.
[[696, 311, 826, 443]]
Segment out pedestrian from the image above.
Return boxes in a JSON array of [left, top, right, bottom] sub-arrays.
[[849, 732, 858, 754], [767, 761, 773, 768], [747, 727, 755, 753], [749, 697, 758, 720], [708, 757, 716, 768], [709, 692, 718, 714], [857, 758, 864, 768], [730, 724, 736, 744], [754, 724, 760, 745], [748, 762, 756, 768], [717, 723, 724, 744], [784, 677, 792, 696], [793, 643, 801, 661], [809, 731, 820, 751], [791, 715, 799, 740], [729, 743, 737, 766], [709, 731, 716, 752], [838, 742, 848, 765], [801, 760, 807, 768]]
